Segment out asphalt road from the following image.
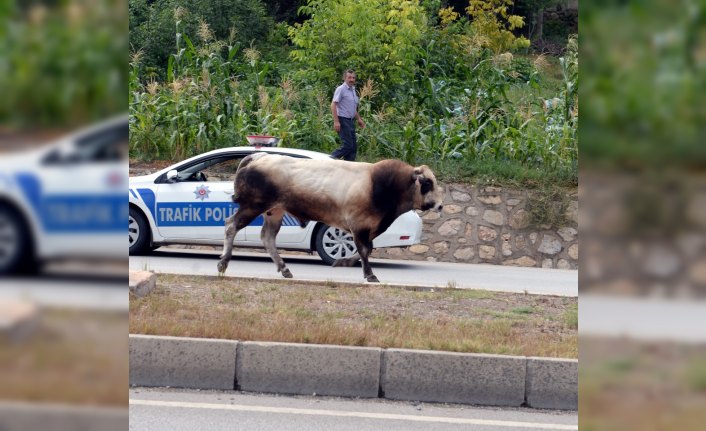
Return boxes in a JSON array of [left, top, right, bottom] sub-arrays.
[[580, 294, 706, 343], [0, 262, 127, 311], [129, 388, 577, 431], [129, 248, 578, 296]]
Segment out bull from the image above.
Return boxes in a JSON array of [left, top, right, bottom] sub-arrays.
[[217, 153, 444, 282]]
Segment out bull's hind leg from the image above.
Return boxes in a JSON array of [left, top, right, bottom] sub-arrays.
[[261, 208, 293, 278], [217, 209, 260, 274], [351, 230, 378, 283]]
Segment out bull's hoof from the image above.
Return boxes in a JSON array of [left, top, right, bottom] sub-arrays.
[[281, 268, 293, 278], [217, 261, 228, 274], [366, 275, 380, 283]]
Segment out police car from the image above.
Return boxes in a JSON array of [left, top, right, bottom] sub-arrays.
[[128, 145, 423, 264], [0, 116, 128, 275]]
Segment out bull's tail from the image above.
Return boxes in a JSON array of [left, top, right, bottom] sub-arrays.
[[232, 152, 267, 203]]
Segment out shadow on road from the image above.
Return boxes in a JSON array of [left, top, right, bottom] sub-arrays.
[[148, 249, 414, 270]]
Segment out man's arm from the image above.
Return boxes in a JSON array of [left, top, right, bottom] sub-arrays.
[[331, 101, 341, 132], [355, 110, 365, 129]]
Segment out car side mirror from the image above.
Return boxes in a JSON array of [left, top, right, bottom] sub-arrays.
[[166, 169, 178, 183]]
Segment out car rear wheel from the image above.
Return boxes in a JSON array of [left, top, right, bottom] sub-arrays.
[[314, 224, 359, 266], [0, 206, 34, 275], [129, 207, 150, 255]]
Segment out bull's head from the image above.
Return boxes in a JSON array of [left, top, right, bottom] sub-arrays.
[[412, 165, 444, 212]]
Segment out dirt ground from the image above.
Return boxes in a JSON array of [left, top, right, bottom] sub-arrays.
[[130, 274, 577, 358], [0, 309, 128, 406], [580, 337, 706, 430]]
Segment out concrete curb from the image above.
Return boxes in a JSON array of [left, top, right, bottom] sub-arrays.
[[382, 349, 526, 406], [526, 357, 578, 410], [237, 341, 381, 398], [129, 335, 577, 410], [129, 334, 237, 390]]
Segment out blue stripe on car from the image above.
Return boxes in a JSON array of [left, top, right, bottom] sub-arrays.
[[153, 201, 301, 228], [136, 188, 156, 219], [15, 173, 126, 232]]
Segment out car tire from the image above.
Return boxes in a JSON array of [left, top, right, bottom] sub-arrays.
[[0, 206, 34, 275], [129, 207, 150, 255], [314, 224, 359, 266]]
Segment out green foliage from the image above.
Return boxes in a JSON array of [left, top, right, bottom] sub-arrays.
[[129, 0, 272, 78], [288, 0, 427, 89], [525, 186, 570, 228], [129, 1, 578, 189], [581, 0, 706, 169], [465, 0, 531, 54], [0, 0, 127, 127]]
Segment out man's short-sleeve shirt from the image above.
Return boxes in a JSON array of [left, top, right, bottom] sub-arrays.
[[332, 83, 359, 119]]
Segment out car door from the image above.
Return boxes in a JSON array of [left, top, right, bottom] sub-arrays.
[[24, 120, 127, 258], [154, 154, 246, 241], [241, 152, 314, 245]]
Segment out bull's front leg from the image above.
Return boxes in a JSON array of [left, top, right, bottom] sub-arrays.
[[351, 230, 378, 283], [217, 214, 237, 274]]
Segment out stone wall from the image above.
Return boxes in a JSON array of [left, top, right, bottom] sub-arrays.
[[372, 184, 578, 269]]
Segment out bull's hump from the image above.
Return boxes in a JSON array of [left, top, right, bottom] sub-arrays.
[[370, 160, 413, 214]]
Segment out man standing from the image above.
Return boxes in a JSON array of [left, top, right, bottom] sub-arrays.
[[331, 69, 365, 161]]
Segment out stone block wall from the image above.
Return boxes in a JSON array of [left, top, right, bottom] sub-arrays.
[[372, 184, 578, 269]]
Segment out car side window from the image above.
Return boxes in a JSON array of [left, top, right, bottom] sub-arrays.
[[200, 157, 243, 181], [43, 122, 128, 165], [172, 155, 246, 182]]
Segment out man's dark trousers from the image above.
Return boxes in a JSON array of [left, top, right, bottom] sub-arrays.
[[332, 116, 357, 161]]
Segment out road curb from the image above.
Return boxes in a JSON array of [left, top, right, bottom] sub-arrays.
[[129, 334, 237, 390], [237, 341, 381, 398], [382, 349, 526, 406], [526, 357, 578, 410], [129, 335, 577, 410]]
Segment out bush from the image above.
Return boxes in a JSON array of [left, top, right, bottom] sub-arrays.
[[0, 0, 127, 127], [288, 0, 427, 92], [129, 0, 272, 78]]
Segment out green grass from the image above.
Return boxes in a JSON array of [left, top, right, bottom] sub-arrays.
[[428, 157, 577, 190], [564, 303, 578, 330]]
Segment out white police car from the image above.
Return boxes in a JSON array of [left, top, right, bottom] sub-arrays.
[[128, 146, 423, 264], [0, 116, 128, 275]]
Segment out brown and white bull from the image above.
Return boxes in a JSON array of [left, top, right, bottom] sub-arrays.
[[217, 153, 444, 282]]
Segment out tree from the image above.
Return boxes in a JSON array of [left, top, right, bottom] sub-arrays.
[[519, 0, 561, 43], [465, 0, 530, 53], [288, 0, 427, 91]]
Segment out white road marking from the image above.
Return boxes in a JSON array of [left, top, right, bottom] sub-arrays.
[[129, 399, 577, 430]]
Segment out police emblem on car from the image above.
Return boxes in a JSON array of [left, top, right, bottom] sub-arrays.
[[193, 184, 210, 200]]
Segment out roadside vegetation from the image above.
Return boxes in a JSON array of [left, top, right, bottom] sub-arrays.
[[128, 0, 578, 189], [0, 309, 127, 406], [129, 274, 578, 358], [580, 337, 706, 430]]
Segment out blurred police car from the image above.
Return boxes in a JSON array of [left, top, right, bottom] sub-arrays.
[[0, 116, 128, 275], [128, 146, 423, 265]]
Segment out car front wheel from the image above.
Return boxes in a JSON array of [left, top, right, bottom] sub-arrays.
[[314, 224, 359, 266], [0, 206, 33, 274], [129, 207, 150, 255]]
